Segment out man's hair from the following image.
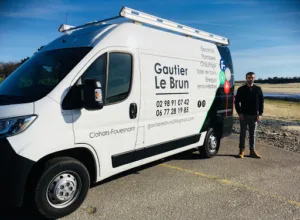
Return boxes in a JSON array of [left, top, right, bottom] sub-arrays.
[[246, 72, 255, 77]]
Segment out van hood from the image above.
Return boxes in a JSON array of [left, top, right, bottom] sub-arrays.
[[0, 103, 34, 120]]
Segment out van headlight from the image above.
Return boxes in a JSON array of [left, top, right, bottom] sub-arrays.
[[0, 115, 37, 138]]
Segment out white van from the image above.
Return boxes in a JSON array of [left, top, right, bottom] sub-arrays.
[[0, 7, 234, 219]]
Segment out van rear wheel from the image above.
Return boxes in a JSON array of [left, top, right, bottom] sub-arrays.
[[199, 128, 220, 158], [34, 157, 90, 219]]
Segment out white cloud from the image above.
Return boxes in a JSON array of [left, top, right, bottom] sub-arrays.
[[178, 19, 300, 34], [177, 7, 300, 27], [231, 45, 300, 79], [210, 0, 299, 4], [0, 1, 91, 21], [209, 1, 258, 5], [227, 11, 300, 21], [232, 44, 300, 56]]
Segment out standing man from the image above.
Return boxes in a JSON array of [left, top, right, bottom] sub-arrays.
[[235, 72, 264, 159]]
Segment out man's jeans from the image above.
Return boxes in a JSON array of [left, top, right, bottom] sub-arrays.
[[239, 115, 258, 150]]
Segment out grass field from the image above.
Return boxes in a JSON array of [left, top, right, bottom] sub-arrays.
[[233, 99, 300, 120], [263, 99, 300, 120], [234, 82, 300, 94]]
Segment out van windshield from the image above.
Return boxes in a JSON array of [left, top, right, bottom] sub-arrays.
[[0, 47, 92, 104]]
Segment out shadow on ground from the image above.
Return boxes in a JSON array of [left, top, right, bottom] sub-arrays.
[[0, 147, 238, 219], [0, 207, 48, 220], [90, 148, 220, 188]]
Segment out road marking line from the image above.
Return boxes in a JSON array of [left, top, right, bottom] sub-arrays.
[[160, 163, 300, 208], [288, 200, 300, 207]]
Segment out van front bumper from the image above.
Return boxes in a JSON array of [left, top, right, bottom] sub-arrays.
[[0, 138, 35, 207]]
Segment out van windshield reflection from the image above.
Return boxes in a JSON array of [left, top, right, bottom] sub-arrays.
[[0, 47, 92, 104]]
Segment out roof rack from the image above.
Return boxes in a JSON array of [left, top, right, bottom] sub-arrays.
[[58, 6, 229, 46], [119, 7, 229, 46], [58, 16, 121, 33]]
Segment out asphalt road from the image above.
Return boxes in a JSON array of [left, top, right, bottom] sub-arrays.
[[1, 135, 300, 220]]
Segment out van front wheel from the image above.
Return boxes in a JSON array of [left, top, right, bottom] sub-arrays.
[[199, 128, 220, 158], [34, 157, 90, 219]]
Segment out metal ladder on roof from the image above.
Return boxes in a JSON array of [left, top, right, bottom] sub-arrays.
[[58, 6, 229, 46]]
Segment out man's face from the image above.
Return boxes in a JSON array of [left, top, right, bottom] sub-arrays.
[[246, 74, 255, 85]]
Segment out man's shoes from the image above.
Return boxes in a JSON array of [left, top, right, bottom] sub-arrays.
[[249, 149, 262, 159], [238, 149, 245, 158]]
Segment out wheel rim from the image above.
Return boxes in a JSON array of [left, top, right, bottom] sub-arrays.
[[46, 171, 82, 209], [208, 133, 218, 154]]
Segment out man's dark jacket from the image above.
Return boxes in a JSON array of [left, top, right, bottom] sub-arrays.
[[234, 84, 264, 116]]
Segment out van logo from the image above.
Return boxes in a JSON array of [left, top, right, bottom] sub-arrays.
[[198, 101, 202, 108], [220, 59, 226, 71], [225, 67, 231, 81], [197, 100, 206, 108], [219, 71, 226, 85]]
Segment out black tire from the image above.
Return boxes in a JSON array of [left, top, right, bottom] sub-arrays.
[[199, 128, 220, 158], [33, 157, 90, 219]]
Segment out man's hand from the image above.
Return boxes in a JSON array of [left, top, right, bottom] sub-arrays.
[[239, 114, 244, 120], [257, 115, 261, 122]]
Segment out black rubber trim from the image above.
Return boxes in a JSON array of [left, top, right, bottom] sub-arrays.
[[222, 116, 233, 138], [0, 138, 35, 207], [112, 134, 201, 168]]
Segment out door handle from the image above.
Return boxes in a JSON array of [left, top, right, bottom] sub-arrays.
[[129, 103, 137, 119]]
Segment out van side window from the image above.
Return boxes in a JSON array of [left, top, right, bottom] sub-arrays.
[[81, 53, 107, 96], [106, 52, 132, 104]]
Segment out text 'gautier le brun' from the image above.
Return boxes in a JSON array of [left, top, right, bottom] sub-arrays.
[[154, 63, 189, 90]]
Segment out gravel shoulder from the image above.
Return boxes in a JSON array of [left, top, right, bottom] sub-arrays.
[[232, 116, 300, 154]]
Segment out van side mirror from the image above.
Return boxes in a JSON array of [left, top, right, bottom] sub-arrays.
[[82, 78, 104, 110]]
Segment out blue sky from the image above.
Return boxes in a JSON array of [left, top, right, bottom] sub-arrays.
[[0, 0, 299, 80]]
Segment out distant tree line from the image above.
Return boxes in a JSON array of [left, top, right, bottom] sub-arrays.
[[1, 46, 299, 85], [236, 76, 300, 84], [0, 58, 29, 77], [0, 46, 44, 82]]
